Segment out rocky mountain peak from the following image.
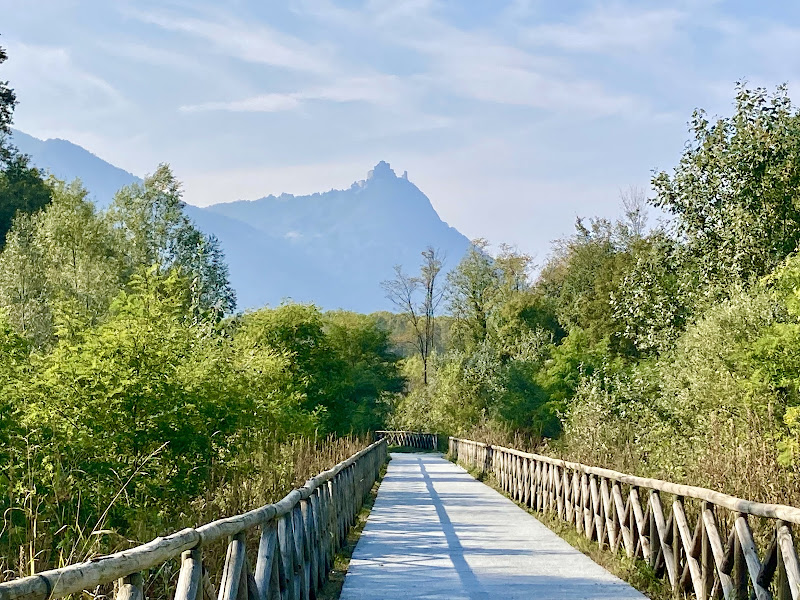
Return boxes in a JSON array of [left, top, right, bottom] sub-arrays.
[[367, 160, 396, 180]]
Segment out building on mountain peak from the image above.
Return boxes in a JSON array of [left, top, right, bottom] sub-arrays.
[[367, 160, 396, 180]]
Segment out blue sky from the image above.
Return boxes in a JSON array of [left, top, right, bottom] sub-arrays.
[[1, 0, 799, 261]]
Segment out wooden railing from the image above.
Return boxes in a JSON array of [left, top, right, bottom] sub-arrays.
[[0, 439, 387, 600], [450, 437, 800, 600], [375, 430, 438, 450]]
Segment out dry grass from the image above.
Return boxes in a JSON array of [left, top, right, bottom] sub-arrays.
[[1, 435, 373, 598]]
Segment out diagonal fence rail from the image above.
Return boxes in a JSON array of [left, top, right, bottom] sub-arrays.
[[374, 430, 438, 450], [0, 439, 387, 600], [450, 437, 800, 600]]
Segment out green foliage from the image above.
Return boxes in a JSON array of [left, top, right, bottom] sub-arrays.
[[537, 218, 636, 350], [395, 241, 563, 437], [403, 85, 800, 516], [0, 41, 14, 137], [610, 234, 693, 355], [236, 303, 338, 418], [23, 269, 243, 527], [653, 84, 800, 287], [324, 311, 404, 433], [0, 152, 52, 249], [0, 313, 26, 461], [0, 169, 405, 575], [0, 211, 50, 344], [0, 179, 120, 346], [0, 42, 408, 577], [0, 44, 52, 247], [447, 239, 498, 350], [110, 164, 236, 316], [235, 305, 403, 435], [7, 76, 800, 579]]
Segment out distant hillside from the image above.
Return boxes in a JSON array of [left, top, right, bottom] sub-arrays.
[[12, 131, 470, 312], [10, 130, 140, 208], [203, 161, 470, 310]]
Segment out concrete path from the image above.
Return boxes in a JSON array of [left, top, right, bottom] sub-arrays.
[[340, 453, 647, 600]]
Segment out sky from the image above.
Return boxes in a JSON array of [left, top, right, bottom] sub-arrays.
[[2, 0, 800, 262]]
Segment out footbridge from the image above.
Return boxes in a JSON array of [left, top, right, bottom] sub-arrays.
[[2, 433, 799, 600]]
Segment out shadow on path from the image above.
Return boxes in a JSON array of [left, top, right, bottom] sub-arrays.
[[417, 457, 489, 600], [339, 453, 647, 600]]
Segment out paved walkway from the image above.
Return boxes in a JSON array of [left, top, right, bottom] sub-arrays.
[[340, 453, 647, 600]]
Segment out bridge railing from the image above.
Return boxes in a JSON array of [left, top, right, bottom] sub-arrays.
[[450, 437, 800, 600], [0, 439, 388, 600], [375, 430, 438, 450]]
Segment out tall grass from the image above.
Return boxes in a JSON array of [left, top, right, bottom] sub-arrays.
[[0, 435, 370, 588]]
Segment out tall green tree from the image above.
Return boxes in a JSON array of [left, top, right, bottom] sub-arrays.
[[0, 212, 49, 344], [653, 84, 800, 287], [0, 41, 15, 140], [0, 42, 52, 248], [447, 239, 498, 351], [38, 179, 122, 339], [325, 311, 404, 433], [109, 164, 236, 315], [0, 179, 121, 346]]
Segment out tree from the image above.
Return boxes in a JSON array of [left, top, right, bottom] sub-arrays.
[[0, 154, 53, 248], [0, 179, 121, 346], [0, 43, 52, 248], [0, 211, 50, 344], [447, 239, 498, 351], [174, 228, 237, 319], [610, 232, 693, 354], [382, 247, 445, 385], [535, 219, 631, 346], [620, 185, 648, 241], [23, 269, 245, 528], [652, 83, 800, 287], [0, 40, 16, 139], [37, 179, 122, 340], [324, 311, 404, 433], [109, 164, 194, 269], [234, 303, 343, 422], [109, 164, 236, 315]]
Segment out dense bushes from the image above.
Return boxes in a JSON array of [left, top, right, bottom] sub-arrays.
[[0, 173, 403, 578], [0, 45, 403, 576], [393, 84, 800, 509]]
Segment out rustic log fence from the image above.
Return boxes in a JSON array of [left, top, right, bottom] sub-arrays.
[[375, 430, 438, 450], [450, 437, 800, 600], [0, 439, 387, 600]]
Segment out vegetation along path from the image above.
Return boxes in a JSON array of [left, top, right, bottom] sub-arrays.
[[340, 453, 645, 600]]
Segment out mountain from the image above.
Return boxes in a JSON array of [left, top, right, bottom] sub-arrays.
[[10, 130, 140, 209], [11, 131, 471, 312]]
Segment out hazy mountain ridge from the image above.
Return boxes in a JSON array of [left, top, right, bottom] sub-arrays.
[[11, 132, 470, 312], [10, 130, 141, 208]]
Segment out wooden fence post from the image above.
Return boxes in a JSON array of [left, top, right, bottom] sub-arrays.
[[176, 549, 203, 600], [116, 573, 143, 600]]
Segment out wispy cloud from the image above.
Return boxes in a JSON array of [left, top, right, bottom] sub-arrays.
[[294, 0, 650, 118], [524, 5, 685, 53], [412, 31, 644, 116], [3, 41, 128, 118], [180, 75, 407, 112], [182, 93, 301, 113], [129, 8, 335, 75]]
